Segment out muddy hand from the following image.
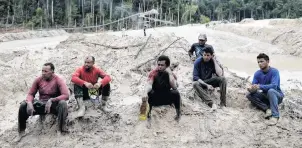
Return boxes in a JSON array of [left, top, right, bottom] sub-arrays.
[[207, 85, 214, 91], [84, 82, 93, 89], [45, 99, 52, 113], [26, 102, 35, 116], [94, 83, 101, 89]]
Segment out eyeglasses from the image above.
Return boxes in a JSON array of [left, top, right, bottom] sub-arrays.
[[199, 39, 205, 42], [158, 64, 166, 66]]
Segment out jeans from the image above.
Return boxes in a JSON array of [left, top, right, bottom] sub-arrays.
[[246, 89, 283, 117]]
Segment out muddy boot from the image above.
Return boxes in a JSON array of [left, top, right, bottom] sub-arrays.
[[265, 109, 272, 119], [99, 96, 111, 113], [76, 97, 86, 117], [267, 117, 279, 126]]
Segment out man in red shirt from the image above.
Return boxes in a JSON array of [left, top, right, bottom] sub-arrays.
[[143, 55, 181, 122], [18, 63, 69, 136], [71, 56, 111, 117]]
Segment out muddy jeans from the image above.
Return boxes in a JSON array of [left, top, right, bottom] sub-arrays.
[[74, 84, 110, 100], [246, 89, 283, 117], [193, 77, 227, 107], [18, 100, 68, 133]]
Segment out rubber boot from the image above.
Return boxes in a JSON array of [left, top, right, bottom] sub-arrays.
[[99, 96, 111, 113], [76, 97, 86, 117]]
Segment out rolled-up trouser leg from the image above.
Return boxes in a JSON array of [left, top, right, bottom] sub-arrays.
[[192, 81, 213, 106], [74, 84, 86, 116], [18, 101, 29, 133]]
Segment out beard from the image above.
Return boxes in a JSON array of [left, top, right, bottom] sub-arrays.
[[260, 65, 268, 70], [85, 66, 92, 72]]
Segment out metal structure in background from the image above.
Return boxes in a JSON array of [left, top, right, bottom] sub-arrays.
[[0, 9, 175, 34], [61, 9, 175, 33]]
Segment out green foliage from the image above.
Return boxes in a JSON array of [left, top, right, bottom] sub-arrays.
[[1, 0, 302, 29], [200, 15, 210, 24]]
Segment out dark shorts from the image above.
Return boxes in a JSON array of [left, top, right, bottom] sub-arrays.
[[74, 84, 110, 100]]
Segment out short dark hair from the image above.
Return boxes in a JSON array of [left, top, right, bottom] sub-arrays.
[[44, 62, 55, 71], [86, 56, 95, 62], [157, 55, 170, 67], [257, 53, 269, 61], [203, 46, 214, 55]]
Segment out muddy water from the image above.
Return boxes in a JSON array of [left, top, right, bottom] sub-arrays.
[[217, 52, 302, 90], [217, 52, 302, 75]]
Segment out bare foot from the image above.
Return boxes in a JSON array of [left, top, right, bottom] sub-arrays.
[[14, 131, 26, 143], [174, 115, 181, 122]]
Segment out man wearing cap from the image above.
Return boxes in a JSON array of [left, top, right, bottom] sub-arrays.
[[189, 34, 224, 74], [188, 34, 213, 61]]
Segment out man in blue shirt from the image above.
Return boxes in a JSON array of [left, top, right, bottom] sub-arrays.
[[192, 46, 226, 108], [246, 53, 284, 125]]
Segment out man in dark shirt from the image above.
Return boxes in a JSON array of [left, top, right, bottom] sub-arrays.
[[142, 55, 181, 121], [192, 47, 227, 108], [188, 34, 213, 61]]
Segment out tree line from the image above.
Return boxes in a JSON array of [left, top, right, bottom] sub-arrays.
[[0, 0, 301, 30]]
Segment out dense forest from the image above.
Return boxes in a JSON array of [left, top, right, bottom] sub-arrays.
[[0, 0, 302, 30]]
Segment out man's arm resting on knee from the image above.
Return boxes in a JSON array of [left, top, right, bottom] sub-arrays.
[[97, 68, 112, 86], [71, 67, 86, 86], [197, 79, 208, 87]]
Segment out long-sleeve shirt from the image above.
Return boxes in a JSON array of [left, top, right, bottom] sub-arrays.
[[71, 66, 111, 87], [26, 74, 69, 103], [252, 67, 284, 97], [189, 43, 214, 58], [193, 57, 216, 81]]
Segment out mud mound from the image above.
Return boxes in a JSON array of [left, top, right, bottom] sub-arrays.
[[0, 33, 302, 147], [239, 18, 255, 24], [269, 18, 302, 26], [0, 29, 68, 42]]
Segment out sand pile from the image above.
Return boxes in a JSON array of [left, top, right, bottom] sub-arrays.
[[269, 18, 302, 26], [0, 29, 67, 42], [211, 19, 302, 57], [239, 18, 255, 24], [0, 33, 302, 147]]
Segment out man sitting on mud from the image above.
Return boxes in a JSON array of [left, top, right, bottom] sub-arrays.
[[246, 53, 284, 125], [192, 47, 227, 109], [71, 56, 111, 117], [18, 63, 69, 137], [142, 55, 181, 121], [188, 33, 214, 61]]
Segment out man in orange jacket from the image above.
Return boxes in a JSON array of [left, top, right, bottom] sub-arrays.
[[71, 56, 111, 117]]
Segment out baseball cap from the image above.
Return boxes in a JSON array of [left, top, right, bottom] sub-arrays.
[[198, 34, 207, 40]]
